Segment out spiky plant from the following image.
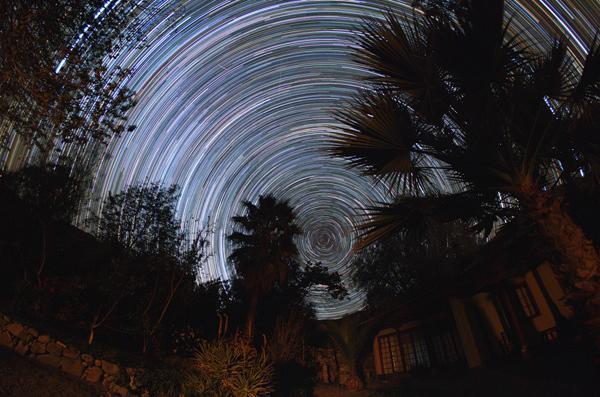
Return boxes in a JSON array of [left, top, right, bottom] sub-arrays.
[[186, 333, 273, 397]]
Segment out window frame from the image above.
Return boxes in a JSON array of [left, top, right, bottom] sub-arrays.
[[378, 332, 404, 375], [514, 282, 540, 318]]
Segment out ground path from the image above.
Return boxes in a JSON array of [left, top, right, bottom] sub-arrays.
[[314, 384, 374, 397], [0, 348, 97, 397]]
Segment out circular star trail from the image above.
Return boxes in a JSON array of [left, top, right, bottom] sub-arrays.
[[4, 0, 598, 319]]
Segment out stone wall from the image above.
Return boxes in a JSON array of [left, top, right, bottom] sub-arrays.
[[0, 314, 141, 397]]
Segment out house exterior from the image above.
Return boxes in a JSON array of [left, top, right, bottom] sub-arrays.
[[372, 261, 572, 377]]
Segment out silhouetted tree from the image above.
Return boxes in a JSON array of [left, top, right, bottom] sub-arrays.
[[352, 221, 476, 310], [0, 0, 140, 160], [292, 261, 348, 301], [228, 194, 302, 338], [0, 164, 83, 287], [94, 183, 208, 352], [331, 0, 600, 348]]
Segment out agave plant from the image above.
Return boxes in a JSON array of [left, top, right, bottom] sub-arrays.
[[186, 333, 273, 397]]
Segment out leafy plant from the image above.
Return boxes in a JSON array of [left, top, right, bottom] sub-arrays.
[[139, 365, 188, 397]]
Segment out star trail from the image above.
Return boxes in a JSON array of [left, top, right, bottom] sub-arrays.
[[2, 0, 598, 319]]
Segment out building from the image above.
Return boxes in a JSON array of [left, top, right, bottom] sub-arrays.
[[372, 261, 572, 377]]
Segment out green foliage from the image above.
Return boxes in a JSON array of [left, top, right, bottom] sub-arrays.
[[185, 334, 273, 397]]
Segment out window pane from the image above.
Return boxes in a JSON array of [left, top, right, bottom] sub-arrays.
[[515, 284, 539, 317], [379, 333, 403, 374]]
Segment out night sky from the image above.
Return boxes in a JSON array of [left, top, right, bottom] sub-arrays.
[[4, 0, 599, 319]]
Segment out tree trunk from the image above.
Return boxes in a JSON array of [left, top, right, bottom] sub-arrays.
[[345, 363, 364, 391], [88, 325, 96, 346], [246, 294, 259, 339], [36, 222, 47, 288], [520, 183, 600, 351]]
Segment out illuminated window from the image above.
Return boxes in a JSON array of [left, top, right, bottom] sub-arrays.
[[514, 283, 540, 318], [378, 333, 403, 374], [378, 327, 462, 375], [400, 332, 416, 370], [431, 331, 460, 365], [543, 328, 558, 342], [412, 333, 431, 367]]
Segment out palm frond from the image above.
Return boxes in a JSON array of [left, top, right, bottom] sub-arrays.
[[354, 192, 494, 250], [569, 34, 600, 110], [356, 12, 450, 124], [530, 39, 575, 100], [331, 91, 435, 194]]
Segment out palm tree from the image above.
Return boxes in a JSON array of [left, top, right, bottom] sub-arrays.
[[228, 194, 302, 339], [330, 0, 600, 348]]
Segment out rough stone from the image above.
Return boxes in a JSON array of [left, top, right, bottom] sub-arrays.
[[37, 334, 50, 343], [47, 342, 63, 356], [17, 328, 33, 342], [6, 323, 24, 337], [95, 359, 102, 367], [0, 331, 13, 348], [28, 327, 39, 337], [102, 360, 120, 376], [82, 366, 103, 383], [102, 375, 115, 389], [37, 353, 62, 369], [61, 357, 84, 378], [56, 340, 67, 348], [14, 341, 29, 355], [63, 347, 80, 359], [30, 341, 47, 354], [111, 384, 129, 397], [81, 354, 94, 364]]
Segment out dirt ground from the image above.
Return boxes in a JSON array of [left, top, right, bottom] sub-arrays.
[[0, 348, 98, 397], [314, 384, 374, 397]]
